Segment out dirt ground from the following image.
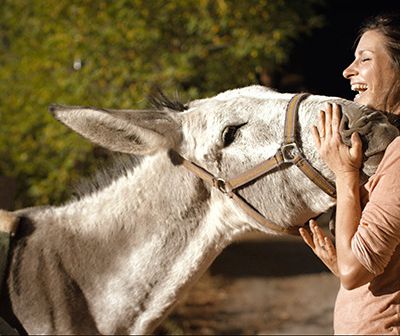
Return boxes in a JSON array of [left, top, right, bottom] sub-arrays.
[[156, 233, 340, 335]]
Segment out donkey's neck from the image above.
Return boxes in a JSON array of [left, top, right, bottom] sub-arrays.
[[10, 151, 234, 334]]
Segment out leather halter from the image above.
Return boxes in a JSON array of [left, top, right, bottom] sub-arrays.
[[176, 93, 336, 235]]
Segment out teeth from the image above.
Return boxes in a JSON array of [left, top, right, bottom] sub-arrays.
[[351, 84, 368, 92]]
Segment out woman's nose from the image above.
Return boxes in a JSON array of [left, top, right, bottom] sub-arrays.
[[342, 61, 357, 79]]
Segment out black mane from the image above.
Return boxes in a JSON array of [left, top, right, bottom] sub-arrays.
[[148, 90, 188, 112]]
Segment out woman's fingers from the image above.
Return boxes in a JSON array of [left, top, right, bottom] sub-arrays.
[[317, 103, 344, 140], [332, 103, 341, 131], [310, 220, 325, 247], [309, 220, 336, 255], [319, 110, 326, 138], [314, 103, 342, 147], [350, 131, 363, 163], [325, 237, 336, 257], [324, 103, 333, 138], [301, 220, 338, 277], [299, 227, 315, 250], [314, 102, 362, 174]]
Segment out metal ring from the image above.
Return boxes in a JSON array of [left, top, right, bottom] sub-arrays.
[[214, 178, 234, 195], [281, 142, 300, 163]]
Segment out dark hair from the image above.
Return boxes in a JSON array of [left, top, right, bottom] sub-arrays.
[[357, 13, 400, 70]]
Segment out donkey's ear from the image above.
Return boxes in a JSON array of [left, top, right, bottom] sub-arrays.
[[49, 105, 181, 155]]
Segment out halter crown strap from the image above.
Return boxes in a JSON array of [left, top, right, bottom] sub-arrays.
[[283, 92, 308, 144], [282, 93, 336, 198]]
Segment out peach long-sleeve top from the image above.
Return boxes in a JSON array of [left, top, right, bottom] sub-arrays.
[[334, 136, 400, 335]]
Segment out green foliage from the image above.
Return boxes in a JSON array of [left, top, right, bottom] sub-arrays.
[[0, 0, 325, 208]]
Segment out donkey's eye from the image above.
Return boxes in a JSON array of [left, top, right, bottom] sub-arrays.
[[221, 123, 246, 147]]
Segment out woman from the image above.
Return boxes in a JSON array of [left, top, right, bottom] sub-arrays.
[[299, 13, 400, 334]]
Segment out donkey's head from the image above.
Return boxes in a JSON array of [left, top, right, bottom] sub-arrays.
[[50, 86, 398, 233]]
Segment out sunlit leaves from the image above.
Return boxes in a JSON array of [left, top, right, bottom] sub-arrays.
[[0, 0, 325, 207]]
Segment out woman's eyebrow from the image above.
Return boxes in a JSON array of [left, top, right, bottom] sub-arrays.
[[355, 49, 375, 56]]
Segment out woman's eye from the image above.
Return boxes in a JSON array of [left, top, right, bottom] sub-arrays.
[[361, 58, 371, 62], [221, 123, 247, 147]]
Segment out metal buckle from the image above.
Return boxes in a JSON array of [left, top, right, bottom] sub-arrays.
[[215, 178, 233, 194], [281, 142, 300, 163]]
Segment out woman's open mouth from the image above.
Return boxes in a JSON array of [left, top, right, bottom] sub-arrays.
[[351, 83, 368, 100]]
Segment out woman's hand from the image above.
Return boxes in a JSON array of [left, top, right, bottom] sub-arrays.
[[299, 219, 339, 277], [312, 103, 363, 177]]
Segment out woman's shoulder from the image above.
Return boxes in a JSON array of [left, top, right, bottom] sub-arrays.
[[384, 136, 400, 156], [387, 135, 400, 147], [377, 136, 400, 172]]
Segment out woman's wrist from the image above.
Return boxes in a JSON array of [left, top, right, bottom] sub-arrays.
[[335, 170, 360, 185], [334, 167, 362, 280]]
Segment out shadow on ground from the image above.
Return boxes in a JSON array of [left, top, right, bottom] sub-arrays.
[[210, 237, 329, 278], [157, 235, 339, 335]]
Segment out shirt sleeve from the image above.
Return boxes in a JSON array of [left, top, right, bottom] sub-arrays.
[[351, 137, 400, 275]]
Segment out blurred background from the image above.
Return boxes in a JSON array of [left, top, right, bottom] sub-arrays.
[[0, 0, 398, 334]]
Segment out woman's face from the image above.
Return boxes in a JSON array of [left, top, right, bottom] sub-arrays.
[[343, 30, 400, 113]]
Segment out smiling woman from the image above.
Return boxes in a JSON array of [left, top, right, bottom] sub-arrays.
[[299, 12, 400, 335], [343, 28, 400, 113]]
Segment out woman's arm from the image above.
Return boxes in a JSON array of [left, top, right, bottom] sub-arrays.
[[334, 171, 374, 289], [305, 103, 374, 289]]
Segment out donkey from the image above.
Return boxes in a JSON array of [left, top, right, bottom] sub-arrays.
[[0, 85, 398, 335]]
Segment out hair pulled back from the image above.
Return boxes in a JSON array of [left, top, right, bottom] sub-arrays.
[[358, 13, 400, 70]]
